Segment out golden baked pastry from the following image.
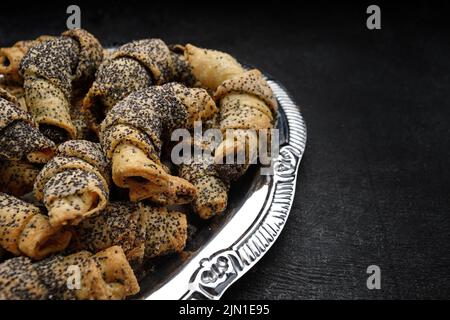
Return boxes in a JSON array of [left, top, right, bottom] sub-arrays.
[[83, 39, 197, 130], [99, 83, 217, 203], [0, 35, 55, 83], [69, 201, 187, 265], [34, 140, 110, 227], [0, 193, 72, 260], [0, 246, 139, 300], [182, 44, 278, 181], [0, 88, 55, 163], [178, 138, 229, 219], [19, 29, 103, 143]]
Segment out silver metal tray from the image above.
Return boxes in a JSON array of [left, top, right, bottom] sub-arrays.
[[139, 79, 307, 300]]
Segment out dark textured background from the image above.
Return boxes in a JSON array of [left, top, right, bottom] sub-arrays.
[[1, 1, 450, 299]]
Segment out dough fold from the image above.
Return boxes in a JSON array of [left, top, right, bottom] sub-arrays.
[[20, 29, 103, 143], [182, 44, 278, 181], [0, 246, 139, 300], [178, 138, 229, 219], [69, 202, 187, 265], [100, 83, 217, 203], [0, 88, 55, 163], [83, 39, 197, 130], [0, 193, 72, 260], [34, 140, 110, 226], [0, 35, 54, 83]]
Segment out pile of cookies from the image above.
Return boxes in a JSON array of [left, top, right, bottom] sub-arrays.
[[0, 29, 277, 299]]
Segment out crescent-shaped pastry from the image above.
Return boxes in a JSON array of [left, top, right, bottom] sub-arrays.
[[0, 35, 55, 83], [178, 138, 229, 219], [0, 246, 139, 300], [0, 88, 55, 163], [100, 83, 217, 203], [183, 44, 245, 91], [69, 202, 187, 265], [182, 44, 278, 181], [83, 39, 197, 130], [19, 29, 103, 143], [0, 193, 72, 260], [34, 140, 110, 227]]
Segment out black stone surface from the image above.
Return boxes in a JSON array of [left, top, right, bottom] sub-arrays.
[[1, 1, 449, 299]]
